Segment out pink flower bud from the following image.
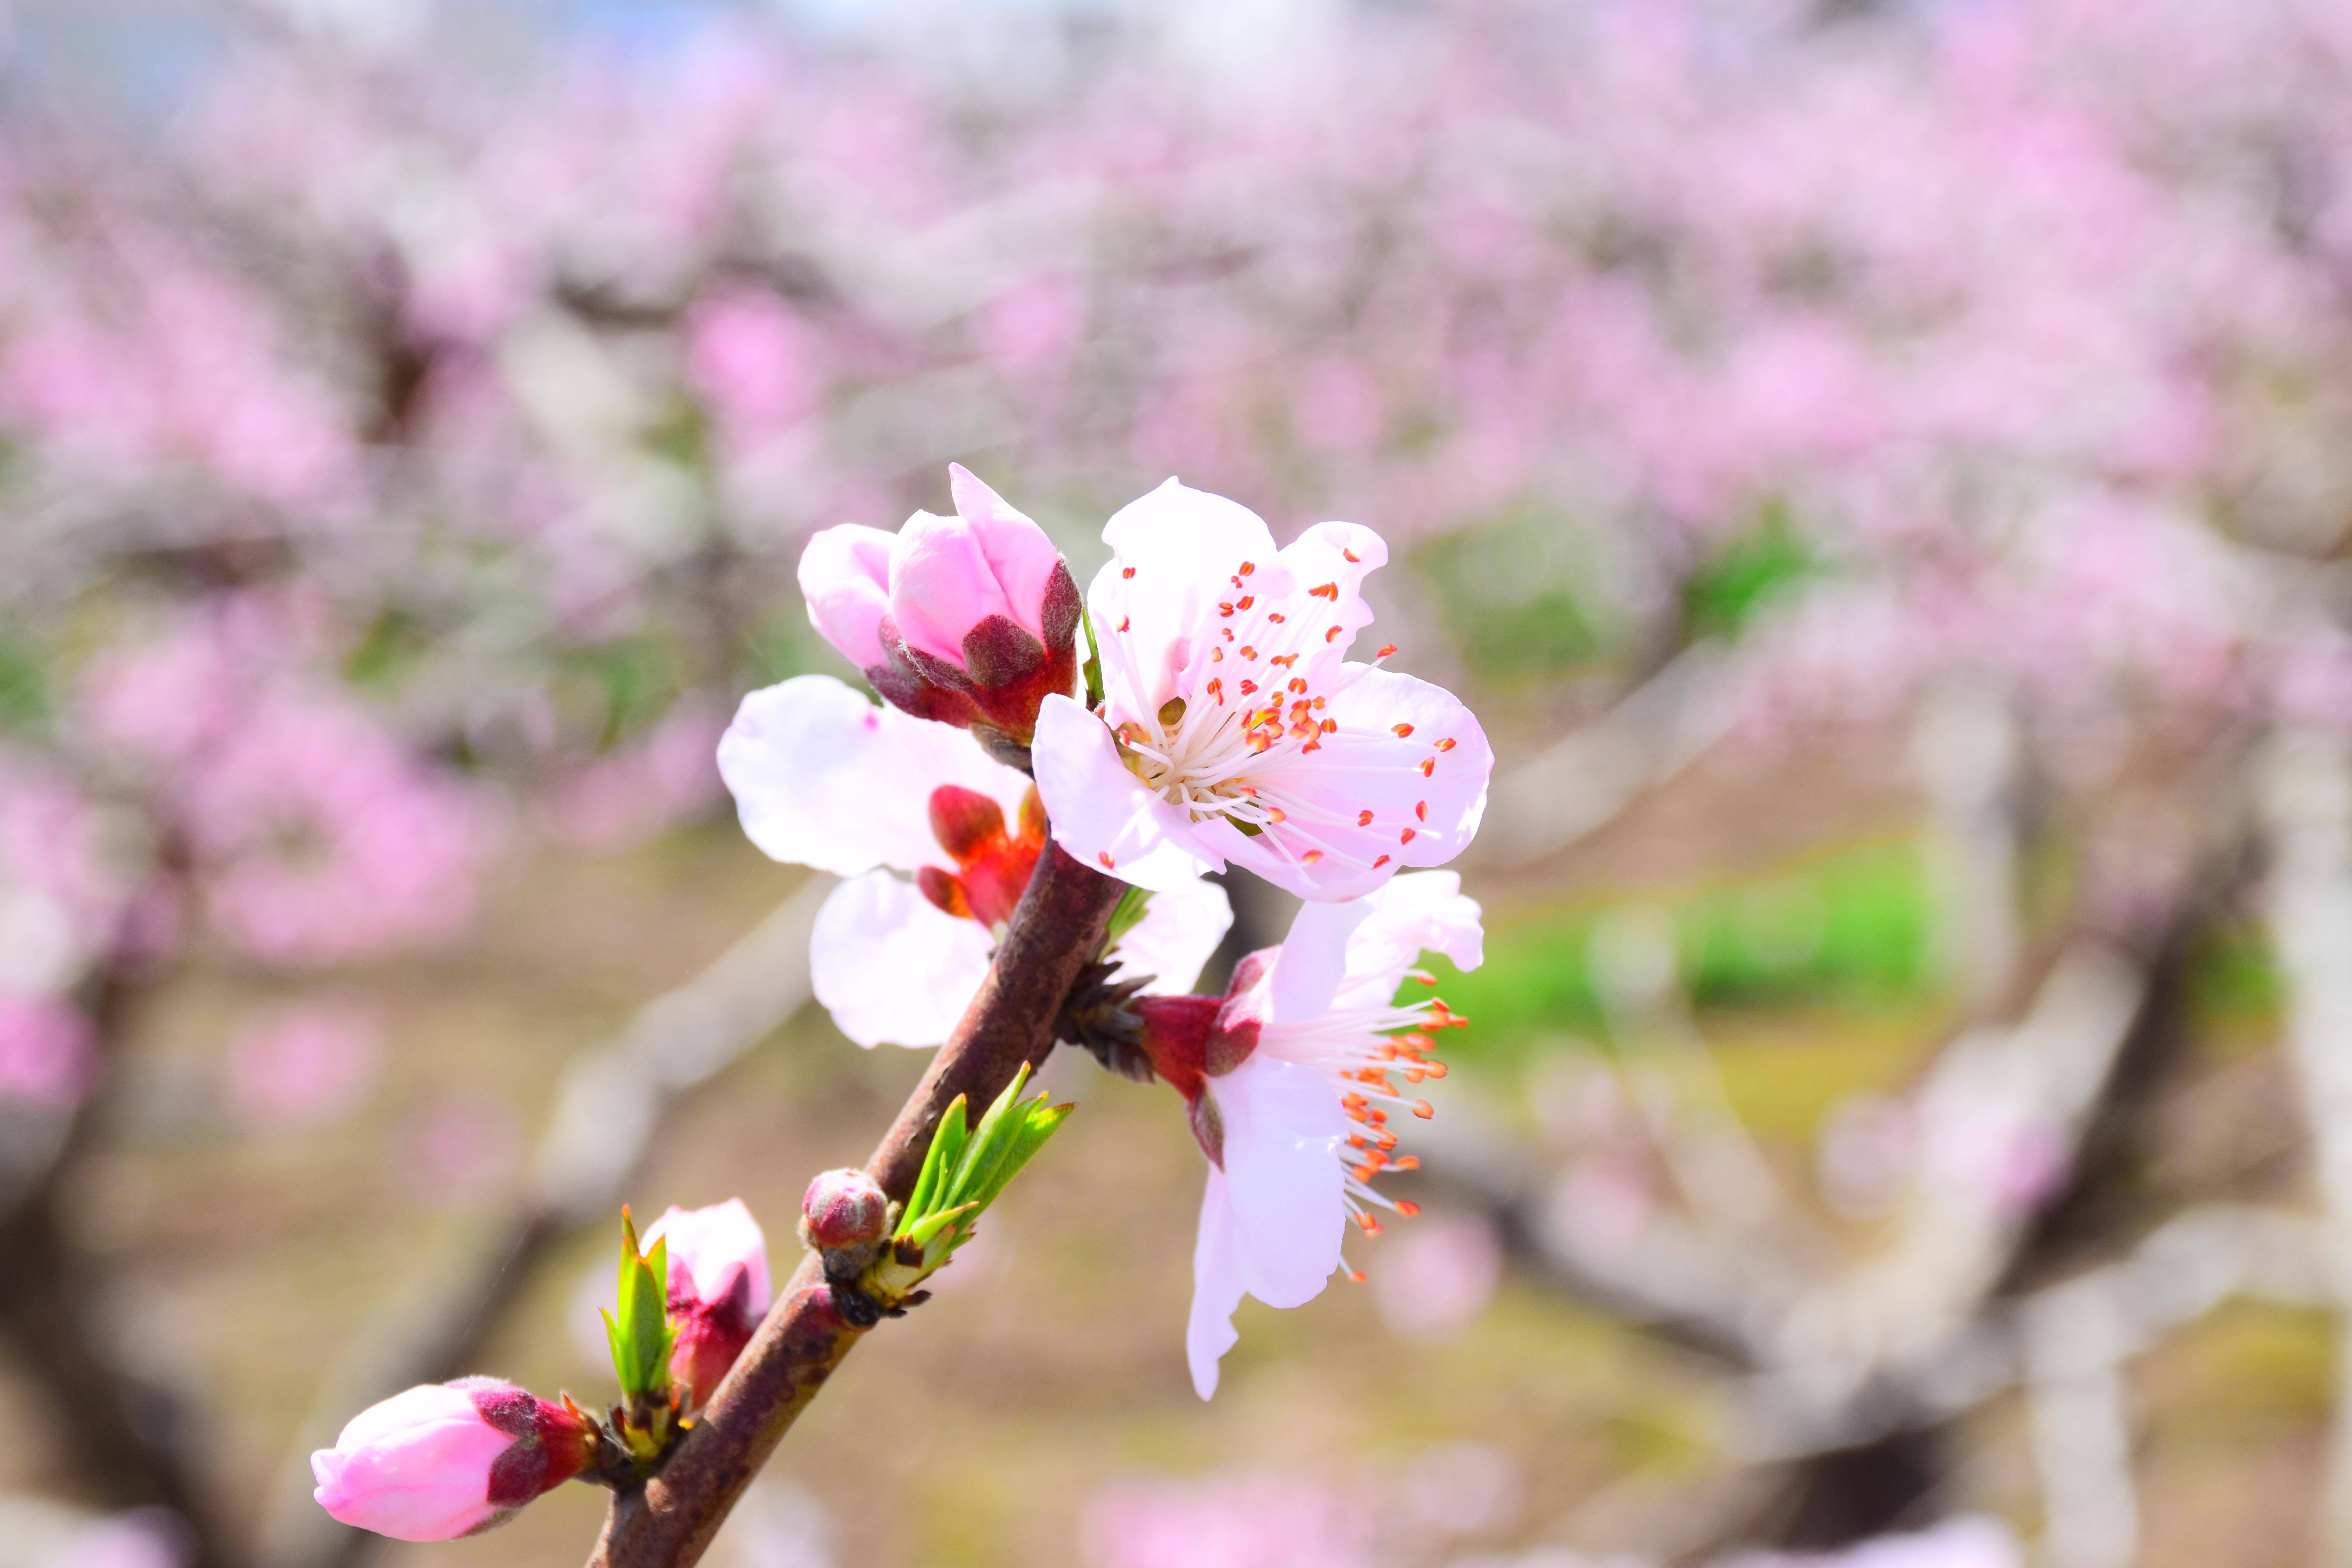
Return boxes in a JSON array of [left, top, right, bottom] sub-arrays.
[[798, 525, 896, 671], [643, 1199, 771, 1410], [800, 1167, 888, 1251], [797, 466, 1081, 752], [309, 1379, 590, 1542]]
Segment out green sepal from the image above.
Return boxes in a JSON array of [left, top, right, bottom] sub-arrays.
[[1080, 603, 1105, 710], [1103, 886, 1153, 948], [603, 1207, 675, 1404]]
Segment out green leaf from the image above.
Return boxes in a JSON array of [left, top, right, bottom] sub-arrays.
[[607, 1209, 676, 1402], [1080, 604, 1105, 710], [1104, 886, 1153, 947], [944, 1064, 1032, 1211]]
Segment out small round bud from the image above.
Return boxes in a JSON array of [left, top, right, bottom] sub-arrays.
[[800, 1167, 888, 1252]]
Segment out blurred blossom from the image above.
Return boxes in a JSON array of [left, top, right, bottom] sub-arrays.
[[225, 1002, 384, 1129], [39, 1509, 188, 1568], [544, 699, 730, 848], [0, 995, 95, 1111], [1816, 1093, 1917, 1220], [410, 1097, 524, 1201], [182, 698, 487, 965], [1390, 1442, 1523, 1540], [1374, 1211, 1504, 1341], [712, 1481, 837, 1568], [1716, 1516, 2022, 1568], [1556, 1158, 1657, 1256], [1084, 1474, 1372, 1568], [977, 272, 1085, 380], [685, 289, 824, 450]]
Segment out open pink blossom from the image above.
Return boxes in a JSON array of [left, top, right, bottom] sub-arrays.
[[643, 1198, 771, 1408], [1031, 480, 1492, 902], [798, 465, 1080, 753], [0, 995, 95, 1110], [717, 674, 1229, 1049], [1128, 872, 1484, 1397], [310, 1379, 590, 1542]]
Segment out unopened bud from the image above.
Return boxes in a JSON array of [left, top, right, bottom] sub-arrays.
[[800, 1167, 888, 1252]]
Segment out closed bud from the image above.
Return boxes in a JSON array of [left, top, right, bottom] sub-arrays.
[[643, 1199, 772, 1410], [309, 1379, 590, 1542], [800, 1167, 889, 1253], [797, 465, 1080, 763]]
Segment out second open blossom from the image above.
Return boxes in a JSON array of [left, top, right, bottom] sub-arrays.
[[1032, 479, 1492, 902]]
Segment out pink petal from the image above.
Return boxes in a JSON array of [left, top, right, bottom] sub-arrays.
[[1209, 1054, 1347, 1308], [887, 508, 1018, 667], [717, 675, 1029, 876], [1090, 479, 1279, 719], [1218, 666, 1493, 900], [797, 526, 896, 670], [949, 463, 1062, 644], [1031, 694, 1223, 892], [1110, 876, 1234, 997], [1186, 1167, 1247, 1400], [1268, 900, 1376, 1025], [809, 870, 995, 1048], [1333, 871, 1485, 1008]]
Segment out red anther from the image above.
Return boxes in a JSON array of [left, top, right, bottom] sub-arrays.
[[1395, 1200, 1421, 1218], [1207, 678, 1224, 700], [1399, 828, 1417, 845], [1312, 696, 1326, 709], [1268, 612, 1286, 624], [1366, 1107, 1388, 1125], [1352, 1163, 1379, 1183], [1357, 809, 1375, 826], [1408, 969, 1436, 985], [1237, 595, 1255, 610], [1122, 566, 1136, 578], [1372, 854, 1391, 867], [1098, 851, 1116, 869], [1392, 722, 1415, 738], [1343, 548, 1361, 563], [1403, 1067, 1425, 1083], [1412, 1100, 1434, 1119], [1118, 616, 1130, 632], [1266, 807, 1287, 823], [1423, 1062, 1448, 1079], [1436, 737, 1457, 751], [1223, 627, 1235, 641], [1219, 603, 1234, 616], [1415, 800, 1428, 821], [1238, 561, 1256, 576], [1288, 677, 1308, 693], [1418, 758, 1436, 777], [1301, 849, 1324, 865], [1326, 625, 1343, 642], [1240, 646, 1257, 659], [1375, 1129, 1398, 1150], [1210, 647, 1223, 663], [1346, 1268, 1367, 1284], [1308, 582, 1340, 601], [1321, 719, 1337, 734], [1238, 785, 1259, 796], [1357, 1213, 1384, 1235], [1301, 738, 1322, 753], [1376, 643, 1398, 658], [1271, 653, 1299, 668], [1347, 1134, 1368, 1150], [1392, 1155, 1420, 1171], [1341, 1093, 1367, 1109]]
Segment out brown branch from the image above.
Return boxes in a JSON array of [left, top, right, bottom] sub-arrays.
[[584, 843, 1126, 1568]]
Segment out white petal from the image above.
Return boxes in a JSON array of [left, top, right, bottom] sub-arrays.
[[1333, 871, 1487, 1008], [1268, 899, 1375, 1024], [1031, 693, 1223, 892], [810, 871, 993, 1048], [717, 675, 1028, 875], [1090, 479, 1278, 720], [1109, 877, 1234, 996], [1186, 1167, 1247, 1400], [1210, 1054, 1347, 1309]]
